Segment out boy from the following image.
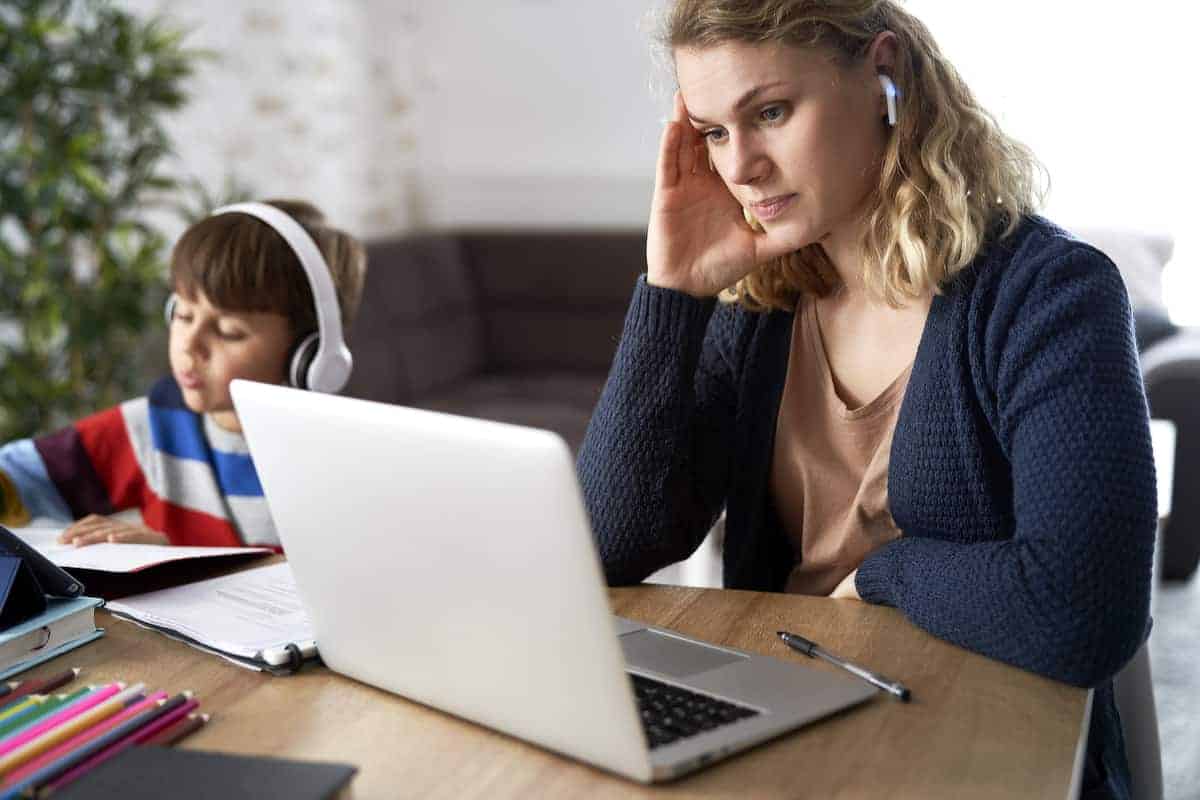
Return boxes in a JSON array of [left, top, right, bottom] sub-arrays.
[[0, 199, 367, 548]]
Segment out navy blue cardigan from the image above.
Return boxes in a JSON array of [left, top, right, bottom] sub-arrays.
[[577, 216, 1155, 798]]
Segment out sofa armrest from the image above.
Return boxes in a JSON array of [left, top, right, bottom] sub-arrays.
[[1141, 328, 1200, 580], [1141, 328, 1200, 383]]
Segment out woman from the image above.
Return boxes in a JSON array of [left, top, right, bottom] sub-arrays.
[[577, 2, 1155, 797]]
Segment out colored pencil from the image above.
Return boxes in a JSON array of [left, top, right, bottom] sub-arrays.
[[1, 692, 169, 788], [0, 700, 54, 738], [0, 685, 124, 758], [0, 700, 44, 726], [0, 684, 142, 776], [38, 697, 200, 793], [7, 694, 190, 796], [0, 684, 12, 700], [0, 690, 91, 742], [129, 705, 200, 748], [31, 673, 78, 699], [0, 690, 35, 716], [126, 695, 196, 748], [141, 711, 208, 747], [0, 672, 77, 713]]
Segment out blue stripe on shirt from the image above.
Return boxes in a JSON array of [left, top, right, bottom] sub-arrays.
[[148, 396, 263, 498], [148, 406, 209, 463], [211, 450, 263, 497]]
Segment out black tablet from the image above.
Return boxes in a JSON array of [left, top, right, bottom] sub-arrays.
[[0, 525, 84, 598]]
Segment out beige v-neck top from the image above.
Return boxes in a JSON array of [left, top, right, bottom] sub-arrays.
[[770, 298, 911, 596]]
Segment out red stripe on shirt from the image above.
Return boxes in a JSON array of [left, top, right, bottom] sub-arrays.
[[74, 407, 241, 547], [140, 495, 242, 547]]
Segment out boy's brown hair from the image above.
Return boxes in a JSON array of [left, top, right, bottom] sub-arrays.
[[169, 199, 367, 337]]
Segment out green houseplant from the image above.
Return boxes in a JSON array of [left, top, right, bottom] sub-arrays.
[[0, 0, 198, 441]]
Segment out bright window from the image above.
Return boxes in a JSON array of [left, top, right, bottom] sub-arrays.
[[911, 2, 1195, 323]]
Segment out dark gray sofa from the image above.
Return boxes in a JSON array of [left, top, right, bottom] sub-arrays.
[[345, 231, 645, 452]]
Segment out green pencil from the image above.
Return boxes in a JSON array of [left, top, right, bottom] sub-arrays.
[[0, 687, 92, 741], [0, 697, 42, 724]]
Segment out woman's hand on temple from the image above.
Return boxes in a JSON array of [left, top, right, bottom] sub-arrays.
[[645, 92, 801, 298], [58, 514, 171, 547]]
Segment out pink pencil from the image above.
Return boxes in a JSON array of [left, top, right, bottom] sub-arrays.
[[1, 691, 168, 786], [46, 698, 201, 791], [0, 684, 123, 757]]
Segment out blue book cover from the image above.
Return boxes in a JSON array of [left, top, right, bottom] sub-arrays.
[[0, 597, 104, 680]]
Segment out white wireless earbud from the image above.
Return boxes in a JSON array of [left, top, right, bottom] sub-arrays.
[[878, 74, 898, 127]]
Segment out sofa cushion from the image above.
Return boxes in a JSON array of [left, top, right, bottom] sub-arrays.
[[346, 230, 646, 450], [458, 232, 645, 372], [417, 372, 607, 453], [347, 235, 485, 405]]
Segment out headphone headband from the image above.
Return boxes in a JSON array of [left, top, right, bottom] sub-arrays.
[[210, 202, 353, 393]]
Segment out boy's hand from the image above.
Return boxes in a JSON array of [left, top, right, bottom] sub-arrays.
[[58, 515, 170, 547]]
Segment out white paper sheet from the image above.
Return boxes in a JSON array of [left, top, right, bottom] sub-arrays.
[[106, 562, 314, 661], [9, 526, 271, 573]]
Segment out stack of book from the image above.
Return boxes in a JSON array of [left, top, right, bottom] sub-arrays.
[[0, 598, 104, 681], [0, 525, 107, 681], [0, 669, 207, 795]]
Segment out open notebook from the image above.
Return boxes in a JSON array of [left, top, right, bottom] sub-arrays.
[[10, 527, 272, 599], [105, 563, 316, 674]]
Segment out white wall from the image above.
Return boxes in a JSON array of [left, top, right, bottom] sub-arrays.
[[118, 0, 424, 238], [410, 0, 662, 228], [117, 0, 664, 235]]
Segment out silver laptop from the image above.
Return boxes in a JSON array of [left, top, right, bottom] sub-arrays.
[[230, 379, 875, 782]]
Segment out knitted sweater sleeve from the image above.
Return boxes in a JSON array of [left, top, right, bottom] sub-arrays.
[[0, 395, 150, 526], [0, 439, 74, 525], [577, 277, 737, 585], [856, 245, 1156, 688]]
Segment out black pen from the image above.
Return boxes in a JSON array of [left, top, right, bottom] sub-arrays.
[[777, 631, 911, 701]]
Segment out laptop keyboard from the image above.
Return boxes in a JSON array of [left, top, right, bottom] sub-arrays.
[[629, 673, 760, 749]]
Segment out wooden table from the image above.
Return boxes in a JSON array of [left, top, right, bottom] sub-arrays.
[[22, 585, 1087, 799]]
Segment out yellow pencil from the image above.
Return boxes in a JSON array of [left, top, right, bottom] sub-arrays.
[[0, 697, 46, 724], [0, 683, 143, 777]]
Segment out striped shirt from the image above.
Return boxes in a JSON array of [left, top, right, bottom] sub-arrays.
[[0, 377, 277, 547]]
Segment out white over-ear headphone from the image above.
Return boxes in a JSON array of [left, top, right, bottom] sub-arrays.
[[878, 74, 899, 127], [164, 202, 353, 393]]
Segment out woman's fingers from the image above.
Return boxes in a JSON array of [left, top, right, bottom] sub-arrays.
[[679, 131, 699, 176], [655, 121, 681, 190], [658, 93, 709, 193], [674, 92, 702, 176]]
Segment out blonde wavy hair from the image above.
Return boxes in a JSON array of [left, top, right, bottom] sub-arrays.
[[662, 0, 1046, 310]]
